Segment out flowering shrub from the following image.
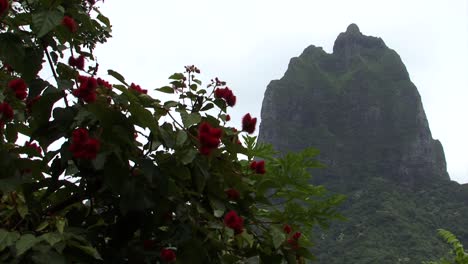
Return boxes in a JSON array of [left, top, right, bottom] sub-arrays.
[[0, 1, 344, 263]]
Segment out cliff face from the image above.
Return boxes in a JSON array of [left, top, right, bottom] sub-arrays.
[[258, 24, 468, 263], [259, 24, 449, 189]]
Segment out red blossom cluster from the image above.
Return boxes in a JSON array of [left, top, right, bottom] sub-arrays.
[[8, 78, 28, 100], [69, 128, 100, 160], [214, 87, 236, 107], [73, 76, 98, 103], [287, 231, 302, 250], [160, 248, 176, 263], [198, 122, 222, 155], [25, 141, 42, 156], [62, 16, 78, 33], [130, 83, 147, 94], [97, 78, 112, 89], [283, 224, 292, 234], [184, 65, 200, 74], [224, 210, 244, 234], [250, 160, 266, 174], [225, 114, 231, 121], [242, 113, 257, 134], [0, 0, 8, 16], [225, 188, 240, 200], [68, 55, 85, 70]]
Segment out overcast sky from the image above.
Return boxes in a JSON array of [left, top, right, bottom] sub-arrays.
[[95, 0, 468, 183]]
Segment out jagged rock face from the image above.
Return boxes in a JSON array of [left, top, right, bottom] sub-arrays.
[[259, 24, 449, 189]]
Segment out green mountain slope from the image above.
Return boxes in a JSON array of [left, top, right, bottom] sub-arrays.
[[258, 24, 468, 263]]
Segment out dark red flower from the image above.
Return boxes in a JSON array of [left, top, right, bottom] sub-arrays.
[[283, 224, 292, 234], [0, 0, 8, 16], [143, 239, 155, 250], [130, 83, 147, 94], [292, 232, 301, 240], [242, 113, 257, 134], [8, 78, 28, 100], [69, 128, 100, 160], [0, 102, 13, 121], [68, 55, 85, 70], [160, 248, 176, 263], [214, 87, 236, 107], [198, 122, 222, 155], [184, 65, 200, 74], [224, 210, 244, 234], [250, 160, 266, 174], [25, 141, 42, 155], [225, 188, 240, 200], [73, 76, 98, 103], [62, 16, 78, 33], [226, 114, 231, 121], [97, 78, 112, 89], [3, 63, 13, 72]]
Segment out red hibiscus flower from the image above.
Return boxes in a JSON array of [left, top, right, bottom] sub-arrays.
[[242, 113, 257, 134], [160, 248, 176, 263], [97, 78, 112, 89], [8, 78, 28, 100], [198, 122, 222, 155], [69, 128, 100, 160], [224, 210, 244, 234], [292, 231, 301, 240], [25, 141, 42, 156], [68, 55, 85, 70], [73, 76, 98, 103], [130, 83, 147, 94], [62, 16, 78, 33], [225, 188, 240, 200], [250, 160, 266, 174], [214, 87, 236, 107]]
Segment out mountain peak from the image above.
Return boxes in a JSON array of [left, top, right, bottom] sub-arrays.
[[333, 24, 386, 56], [346, 23, 361, 34]]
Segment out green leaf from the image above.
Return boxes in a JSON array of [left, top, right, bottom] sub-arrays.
[[97, 13, 111, 27], [35, 221, 49, 232], [108, 69, 128, 85], [0, 33, 25, 69], [40, 232, 62, 246], [4, 124, 18, 143], [128, 103, 158, 135], [180, 112, 201, 128], [16, 234, 39, 256], [32, 10, 63, 38], [200, 103, 214, 111], [55, 218, 66, 234], [271, 227, 286, 249], [0, 229, 20, 251], [169, 73, 185, 80], [175, 130, 187, 147], [73, 245, 102, 260], [179, 148, 197, 165], [156, 86, 174, 94]]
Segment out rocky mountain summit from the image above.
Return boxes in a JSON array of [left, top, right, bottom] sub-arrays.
[[258, 24, 468, 263]]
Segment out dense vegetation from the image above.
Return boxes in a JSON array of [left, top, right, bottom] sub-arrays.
[[0, 1, 344, 263]]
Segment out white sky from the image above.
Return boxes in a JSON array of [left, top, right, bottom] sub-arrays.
[[95, 0, 468, 183]]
